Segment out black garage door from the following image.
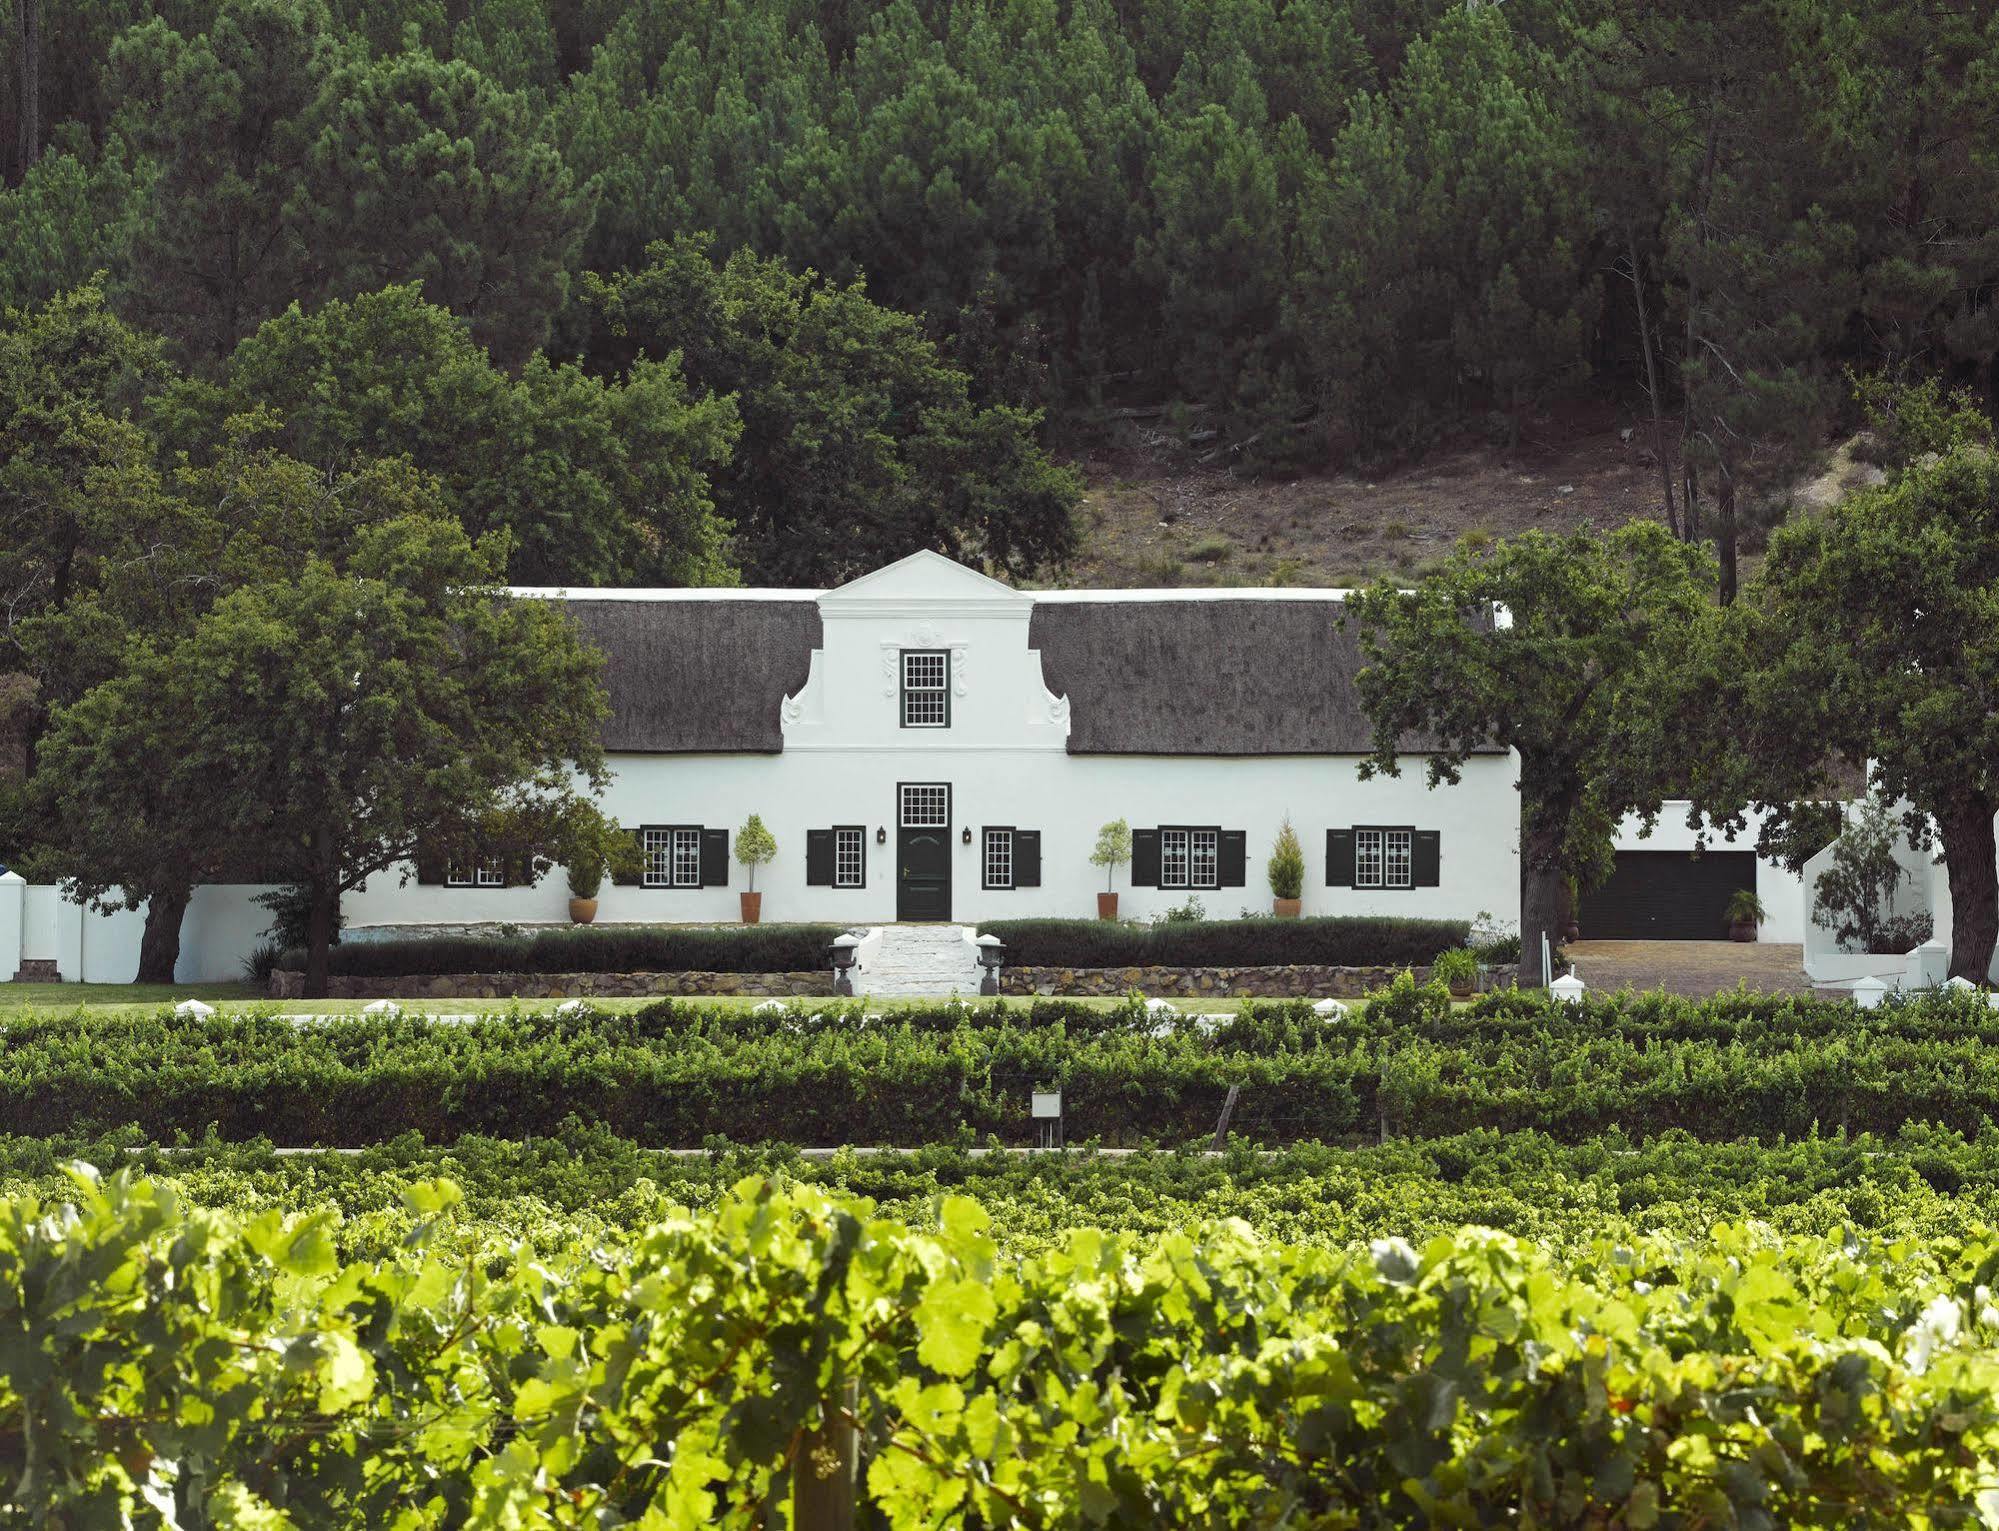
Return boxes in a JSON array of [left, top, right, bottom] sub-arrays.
[[1583, 851, 1757, 941]]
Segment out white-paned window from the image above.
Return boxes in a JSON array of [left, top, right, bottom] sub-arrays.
[[1160, 827, 1220, 890], [1354, 829, 1413, 889], [984, 828, 1013, 889], [643, 827, 703, 888], [446, 851, 505, 887], [672, 828, 701, 887], [1190, 829, 1219, 890], [900, 783, 949, 827], [1160, 829, 1190, 889], [1354, 829, 1385, 889], [901, 650, 949, 727], [835, 827, 866, 888], [1384, 829, 1414, 889]]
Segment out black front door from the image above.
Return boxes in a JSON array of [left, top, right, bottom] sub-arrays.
[[896, 782, 952, 921]]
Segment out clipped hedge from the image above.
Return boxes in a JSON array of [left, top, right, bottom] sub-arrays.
[[288, 922, 846, 978], [980, 914, 1470, 968]]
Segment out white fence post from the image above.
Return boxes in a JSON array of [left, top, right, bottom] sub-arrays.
[[0, 872, 22, 981]]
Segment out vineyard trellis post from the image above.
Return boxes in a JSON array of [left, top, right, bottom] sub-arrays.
[[794, 1379, 860, 1530]]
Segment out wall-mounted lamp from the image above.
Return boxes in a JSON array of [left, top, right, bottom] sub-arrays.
[[961, 826, 973, 846], [875, 826, 887, 845]]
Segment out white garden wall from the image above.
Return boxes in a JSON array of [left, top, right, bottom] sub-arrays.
[[0, 874, 284, 985]]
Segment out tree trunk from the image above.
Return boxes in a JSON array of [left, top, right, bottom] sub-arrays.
[[13, 0, 39, 179], [1520, 816, 1567, 988], [1939, 799, 1998, 982], [303, 877, 338, 999], [136, 884, 191, 985], [1715, 468, 1739, 606], [1626, 229, 1679, 537]]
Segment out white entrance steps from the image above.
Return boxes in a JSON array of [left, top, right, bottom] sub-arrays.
[[853, 923, 983, 998]]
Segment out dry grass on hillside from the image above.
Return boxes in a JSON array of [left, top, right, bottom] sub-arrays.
[[1041, 405, 1684, 590]]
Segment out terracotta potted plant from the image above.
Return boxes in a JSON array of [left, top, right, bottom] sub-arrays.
[[1268, 817, 1305, 917], [1725, 888, 1766, 943], [560, 805, 633, 925], [1091, 819, 1130, 920], [566, 856, 601, 925], [736, 813, 776, 924], [1432, 946, 1479, 999]]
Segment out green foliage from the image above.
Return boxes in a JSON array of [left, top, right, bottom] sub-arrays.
[[52, 516, 611, 993], [300, 46, 594, 367], [1723, 888, 1768, 926], [734, 812, 777, 892], [587, 237, 1078, 584], [1811, 795, 1912, 953], [1089, 819, 1132, 891], [107, 0, 345, 362], [1745, 440, 1999, 977], [171, 284, 739, 585], [1303, 5, 1594, 457], [43, 984, 1999, 1145], [4, 1171, 1999, 1524], [1429, 947, 1479, 987], [294, 922, 843, 979], [1346, 523, 1720, 982], [553, 802, 635, 901], [982, 915, 1470, 969], [1266, 816, 1305, 900], [25, 1123, 1999, 1262], [0, 127, 147, 308]]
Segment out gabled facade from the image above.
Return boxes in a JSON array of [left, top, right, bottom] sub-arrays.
[[341, 551, 1522, 930]]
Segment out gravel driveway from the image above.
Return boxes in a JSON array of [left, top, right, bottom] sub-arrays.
[[1561, 940, 1809, 998]]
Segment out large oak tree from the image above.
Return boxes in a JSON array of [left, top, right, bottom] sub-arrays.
[[1344, 522, 1718, 985]]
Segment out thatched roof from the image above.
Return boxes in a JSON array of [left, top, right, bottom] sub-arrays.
[[1030, 598, 1497, 756], [551, 585, 1489, 757], [563, 597, 821, 753]]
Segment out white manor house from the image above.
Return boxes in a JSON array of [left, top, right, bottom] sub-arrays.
[[463, 550, 1521, 928], [4, 550, 1839, 982]]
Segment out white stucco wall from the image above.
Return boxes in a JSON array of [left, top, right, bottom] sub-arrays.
[[0, 880, 283, 985], [341, 748, 1523, 931], [1611, 804, 1808, 944], [346, 554, 1522, 934]]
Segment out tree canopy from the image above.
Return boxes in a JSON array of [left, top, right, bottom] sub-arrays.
[[1344, 522, 1719, 985]]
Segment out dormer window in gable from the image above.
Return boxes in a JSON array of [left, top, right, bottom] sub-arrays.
[[900, 649, 950, 728]]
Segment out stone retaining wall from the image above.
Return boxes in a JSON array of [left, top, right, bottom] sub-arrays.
[[269, 969, 835, 1000], [999, 962, 1519, 998]]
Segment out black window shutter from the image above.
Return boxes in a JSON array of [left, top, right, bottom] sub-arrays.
[[1218, 830, 1247, 887], [1131, 828, 1160, 887], [414, 842, 444, 886], [700, 827, 729, 887], [612, 829, 644, 886], [805, 828, 834, 886], [1014, 830, 1041, 887], [1326, 829, 1355, 887], [1413, 830, 1441, 887]]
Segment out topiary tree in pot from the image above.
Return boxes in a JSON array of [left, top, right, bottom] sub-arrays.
[[736, 813, 777, 924], [557, 804, 635, 924], [1268, 817, 1305, 916], [1091, 819, 1131, 920]]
